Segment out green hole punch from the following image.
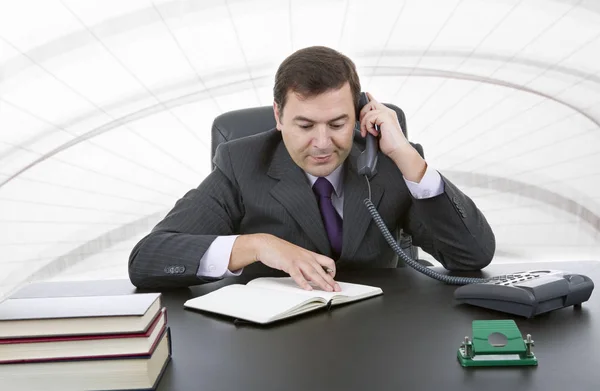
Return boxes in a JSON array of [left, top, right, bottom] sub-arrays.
[[458, 320, 538, 367]]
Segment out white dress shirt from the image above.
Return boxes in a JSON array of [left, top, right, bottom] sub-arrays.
[[196, 164, 445, 278]]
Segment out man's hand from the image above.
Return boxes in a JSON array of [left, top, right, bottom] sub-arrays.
[[359, 91, 410, 158], [358, 92, 427, 182], [229, 234, 341, 292]]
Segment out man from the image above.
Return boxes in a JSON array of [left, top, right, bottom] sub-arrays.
[[128, 46, 495, 291]]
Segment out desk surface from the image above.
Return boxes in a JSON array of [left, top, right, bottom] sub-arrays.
[[153, 261, 600, 391]]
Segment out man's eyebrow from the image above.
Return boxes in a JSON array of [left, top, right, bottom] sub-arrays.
[[292, 114, 349, 122]]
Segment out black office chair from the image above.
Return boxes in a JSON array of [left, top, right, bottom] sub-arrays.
[[210, 103, 432, 267]]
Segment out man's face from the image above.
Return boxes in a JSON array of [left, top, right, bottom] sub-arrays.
[[274, 82, 355, 177]]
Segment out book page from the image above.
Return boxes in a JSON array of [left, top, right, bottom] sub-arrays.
[[247, 277, 382, 303], [183, 284, 326, 324]]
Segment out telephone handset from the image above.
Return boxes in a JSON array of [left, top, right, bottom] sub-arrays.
[[356, 92, 379, 179], [357, 92, 594, 317]]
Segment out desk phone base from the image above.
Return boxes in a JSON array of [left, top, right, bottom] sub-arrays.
[[453, 270, 594, 318]]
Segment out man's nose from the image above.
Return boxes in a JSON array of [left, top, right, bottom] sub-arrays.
[[313, 126, 332, 149]]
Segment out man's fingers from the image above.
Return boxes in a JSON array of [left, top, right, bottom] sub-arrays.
[[307, 258, 341, 292], [362, 111, 381, 137], [314, 255, 336, 277], [288, 268, 312, 291], [313, 255, 341, 292], [366, 92, 387, 112], [359, 93, 377, 121], [313, 264, 338, 290], [319, 270, 341, 292], [300, 264, 335, 292]]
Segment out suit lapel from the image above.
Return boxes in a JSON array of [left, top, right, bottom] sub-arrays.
[[340, 145, 384, 261], [268, 142, 331, 256]]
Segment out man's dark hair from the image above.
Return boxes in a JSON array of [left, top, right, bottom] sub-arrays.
[[273, 46, 361, 117]]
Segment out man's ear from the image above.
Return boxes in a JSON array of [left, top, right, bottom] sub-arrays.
[[273, 102, 282, 131]]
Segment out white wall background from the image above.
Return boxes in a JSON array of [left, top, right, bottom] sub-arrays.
[[1, 0, 600, 298]]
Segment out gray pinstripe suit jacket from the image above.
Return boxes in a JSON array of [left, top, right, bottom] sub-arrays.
[[128, 129, 495, 289]]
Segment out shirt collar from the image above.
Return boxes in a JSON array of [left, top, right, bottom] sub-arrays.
[[305, 163, 344, 198]]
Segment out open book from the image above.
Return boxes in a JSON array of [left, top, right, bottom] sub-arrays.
[[183, 277, 382, 324]]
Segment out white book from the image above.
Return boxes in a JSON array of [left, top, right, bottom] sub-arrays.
[[183, 277, 383, 324]]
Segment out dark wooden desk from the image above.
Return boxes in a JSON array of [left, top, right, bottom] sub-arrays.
[[154, 261, 600, 391]]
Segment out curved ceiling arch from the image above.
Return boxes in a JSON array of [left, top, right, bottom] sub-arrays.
[[2, 0, 599, 89]]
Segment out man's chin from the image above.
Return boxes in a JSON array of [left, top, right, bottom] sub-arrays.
[[305, 162, 338, 177]]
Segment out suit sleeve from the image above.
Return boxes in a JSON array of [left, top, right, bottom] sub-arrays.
[[128, 143, 244, 289], [401, 173, 496, 271]]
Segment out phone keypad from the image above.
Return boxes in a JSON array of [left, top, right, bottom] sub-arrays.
[[491, 272, 541, 286]]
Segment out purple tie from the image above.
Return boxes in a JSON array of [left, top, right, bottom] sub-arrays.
[[312, 177, 343, 257]]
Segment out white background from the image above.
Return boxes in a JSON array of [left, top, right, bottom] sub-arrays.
[[1, 0, 600, 298]]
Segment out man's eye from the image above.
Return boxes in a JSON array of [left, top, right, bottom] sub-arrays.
[[330, 123, 344, 129], [299, 124, 313, 129]]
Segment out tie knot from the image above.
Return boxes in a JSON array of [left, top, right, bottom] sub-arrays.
[[313, 177, 334, 198]]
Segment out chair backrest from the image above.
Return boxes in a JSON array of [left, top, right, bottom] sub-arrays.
[[210, 103, 421, 168], [209, 103, 424, 266]]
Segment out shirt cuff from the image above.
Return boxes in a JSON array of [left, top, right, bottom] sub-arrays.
[[403, 164, 445, 199], [197, 235, 243, 278]]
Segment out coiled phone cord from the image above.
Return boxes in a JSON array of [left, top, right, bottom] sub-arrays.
[[363, 177, 503, 285]]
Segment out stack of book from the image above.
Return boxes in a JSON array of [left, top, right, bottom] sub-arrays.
[[0, 279, 171, 391]]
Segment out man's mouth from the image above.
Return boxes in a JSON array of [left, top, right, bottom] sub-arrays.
[[311, 155, 332, 163]]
